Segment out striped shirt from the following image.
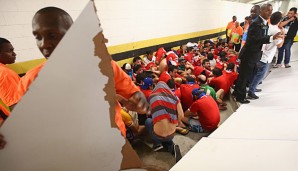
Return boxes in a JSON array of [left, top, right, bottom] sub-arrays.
[[149, 82, 179, 124]]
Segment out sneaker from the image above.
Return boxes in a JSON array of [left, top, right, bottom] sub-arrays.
[[285, 64, 291, 68], [273, 64, 282, 68], [237, 98, 250, 104], [172, 144, 182, 163], [218, 105, 227, 110], [247, 92, 259, 99], [255, 88, 262, 92], [152, 144, 163, 152]]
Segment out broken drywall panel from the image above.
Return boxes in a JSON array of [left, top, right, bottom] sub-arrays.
[[0, 1, 136, 170]]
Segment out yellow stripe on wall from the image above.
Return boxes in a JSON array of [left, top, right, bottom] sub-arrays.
[[0, 99, 10, 112], [107, 27, 226, 54], [294, 35, 298, 42], [7, 58, 46, 75]]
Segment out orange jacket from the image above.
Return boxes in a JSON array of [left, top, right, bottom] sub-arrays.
[[230, 26, 243, 44], [112, 60, 140, 137], [226, 21, 236, 37], [16, 62, 46, 104], [0, 63, 21, 106]]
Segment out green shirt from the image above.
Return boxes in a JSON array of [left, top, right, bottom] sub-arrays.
[[200, 84, 218, 100]]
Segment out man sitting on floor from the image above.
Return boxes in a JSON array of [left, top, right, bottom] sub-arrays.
[[145, 81, 185, 163], [183, 88, 220, 133]]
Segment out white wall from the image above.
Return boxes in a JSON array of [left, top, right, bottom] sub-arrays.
[[287, 0, 298, 13], [0, 0, 252, 62]]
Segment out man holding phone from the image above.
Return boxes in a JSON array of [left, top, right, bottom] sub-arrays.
[[274, 7, 298, 68]]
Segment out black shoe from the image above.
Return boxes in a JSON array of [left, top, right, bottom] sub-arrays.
[[285, 64, 291, 68], [255, 88, 262, 92], [247, 93, 259, 99], [237, 99, 250, 104], [172, 144, 182, 163]]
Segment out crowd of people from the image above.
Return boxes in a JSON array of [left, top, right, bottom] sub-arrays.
[[0, 3, 297, 165]]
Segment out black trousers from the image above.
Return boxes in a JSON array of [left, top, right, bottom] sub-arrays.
[[233, 59, 256, 100], [235, 43, 241, 52]]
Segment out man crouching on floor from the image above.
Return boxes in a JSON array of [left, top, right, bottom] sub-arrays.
[[145, 79, 184, 163]]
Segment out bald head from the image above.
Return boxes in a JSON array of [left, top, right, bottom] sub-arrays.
[[260, 4, 273, 20], [32, 7, 73, 58], [198, 74, 207, 84], [235, 21, 240, 27]]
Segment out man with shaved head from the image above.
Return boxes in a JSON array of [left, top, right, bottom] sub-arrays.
[[32, 7, 73, 58], [250, 5, 260, 21], [242, 5, 260, 47], [17, 7, 74, 97], [233, 4, 283, 104]]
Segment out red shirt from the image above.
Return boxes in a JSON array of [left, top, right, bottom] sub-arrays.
[[192, 57, 201, 66], [223, 70, 238, 88], [145, 62, 156, 70], [193, 66, 204, 77], [215, 60, 225, 70], [155, 48, 166, 64], [174, 88, 181, 100], [190, 95, 220, 131], [209, 74, 230, 94], [141, 89, 152, 99], [228, 55, 239, 65], [180, 83, 200, 111], [159, 71, 171, 83], [215, 48, 223, 55], [184, 53, 194, 63]]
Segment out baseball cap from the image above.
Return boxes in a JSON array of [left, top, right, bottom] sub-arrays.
[[125, 63, 132, 70], [140, 77, 153, 90], [186, 42, 195, 47], [166, 53, 178, 66], [192, 88, 205, 97]]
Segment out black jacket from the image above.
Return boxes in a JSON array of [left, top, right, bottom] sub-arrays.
[[282, 16, 298, 40], [239, 16, 271, 63]]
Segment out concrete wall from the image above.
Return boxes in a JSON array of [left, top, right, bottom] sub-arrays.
[[0, 0, 252, 63]]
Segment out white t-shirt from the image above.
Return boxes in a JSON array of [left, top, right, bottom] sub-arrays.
[[143, 55, 156, 66], [210, 59, 217, 68], [260, 24, 283, 63]]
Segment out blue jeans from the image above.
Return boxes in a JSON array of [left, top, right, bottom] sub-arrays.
[[248, 61, 270, 94], [145, 118, 174, 152], [277, 39, 293, 65]]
